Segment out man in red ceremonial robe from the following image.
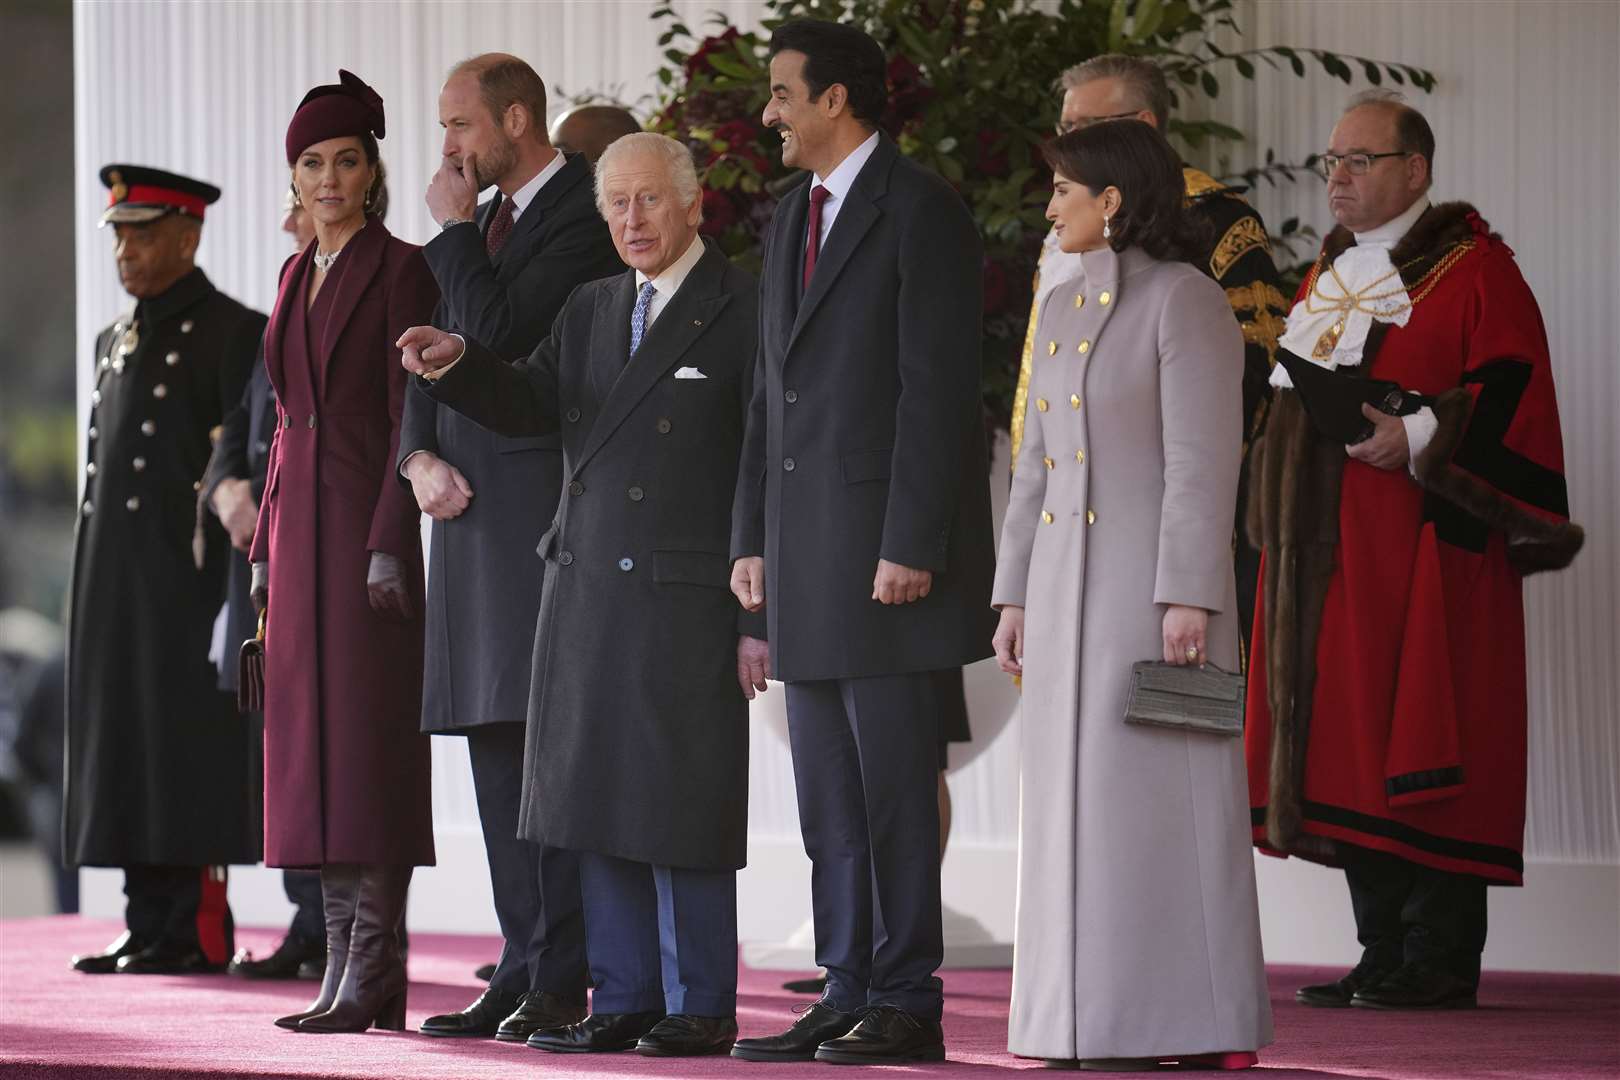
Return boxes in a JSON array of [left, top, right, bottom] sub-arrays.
[[1245, 92, 1584, 1011]]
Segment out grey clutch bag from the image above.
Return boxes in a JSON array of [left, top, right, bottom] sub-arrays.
[[1124, 661, 1245, 737]]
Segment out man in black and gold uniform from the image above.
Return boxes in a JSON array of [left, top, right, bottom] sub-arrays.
[[66, 166, 265, 975], [1010, 54, 1288, 654]]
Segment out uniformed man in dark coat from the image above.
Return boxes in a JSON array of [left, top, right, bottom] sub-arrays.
[[398, 54, 622, 1044], [66, 165, 265, 975], [199, 189, 325, 982], [400, 132, 764, 1059], [1010, 54, 1290, 660]]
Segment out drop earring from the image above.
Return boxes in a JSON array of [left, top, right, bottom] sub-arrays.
[[1102, 215, 1112, 241]]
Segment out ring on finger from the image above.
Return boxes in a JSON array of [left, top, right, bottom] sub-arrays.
[[1185, 645, 1200, 662]]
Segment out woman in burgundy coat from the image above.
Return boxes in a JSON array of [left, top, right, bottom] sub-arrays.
[[248, 70, 439, 1033]]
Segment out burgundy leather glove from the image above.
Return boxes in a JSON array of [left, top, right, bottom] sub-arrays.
[[366, 551, 414, 622]]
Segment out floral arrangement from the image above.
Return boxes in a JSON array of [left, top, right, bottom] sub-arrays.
[[649, 0, 1433, 430]]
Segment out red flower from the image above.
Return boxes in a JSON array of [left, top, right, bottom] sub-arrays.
[[714, 119, 757, 149], [975, 129, 1009, 178], [700, 188, 739, 236], [685, 27, 741, 78]]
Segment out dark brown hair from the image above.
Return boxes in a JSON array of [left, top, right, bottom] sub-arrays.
[[1042, 120, 1203, 261]]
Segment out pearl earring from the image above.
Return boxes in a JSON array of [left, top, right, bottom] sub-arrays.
[[1102, 215, 1112, 241]]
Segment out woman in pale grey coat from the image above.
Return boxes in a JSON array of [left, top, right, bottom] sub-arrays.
[[991, 122, 1272, 1071]]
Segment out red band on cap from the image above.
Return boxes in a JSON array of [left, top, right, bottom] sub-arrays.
[[113, 185, 208, 218]]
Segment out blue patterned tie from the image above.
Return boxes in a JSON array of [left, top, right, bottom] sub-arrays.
[[628, 280, 657, 357]]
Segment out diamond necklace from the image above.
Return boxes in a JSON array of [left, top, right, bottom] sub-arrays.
[[313, 248, 341, 273]]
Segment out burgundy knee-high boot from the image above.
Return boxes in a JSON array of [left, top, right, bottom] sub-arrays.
[[274, 864, 360, 1029], [298, 865, 412, 1033]]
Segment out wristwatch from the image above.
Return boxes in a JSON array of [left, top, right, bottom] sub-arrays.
[[439, 216, 473, 231]]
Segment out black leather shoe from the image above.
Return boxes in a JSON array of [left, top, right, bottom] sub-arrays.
[[475, 962, 497, 982], [70, 931, 150, 974], [229, 933, 325, 980], [496, 990, 589, 1042], [814, 1005, 945, 1065], [783, 975, 829, 995], [420, 987, 524, 1037], [732, 1001, 859, 1062], [1351, 962, 1477, 1010], [636, 1014, 738, 1057], [527, 1011, 664, 1053], [116, 940, 225, 975], [1296, 960, 1394, 1007]]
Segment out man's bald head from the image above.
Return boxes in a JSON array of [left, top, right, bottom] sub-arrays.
[[550, 105, 642, 164]]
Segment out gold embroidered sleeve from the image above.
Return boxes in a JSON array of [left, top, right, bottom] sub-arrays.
[[1225, 280, 1290, 368], [1210, 215, 1272, 280]]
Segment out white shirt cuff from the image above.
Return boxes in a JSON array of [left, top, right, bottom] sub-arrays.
[[1403, 406, 1438, 478], [420, 333, 468, 382]]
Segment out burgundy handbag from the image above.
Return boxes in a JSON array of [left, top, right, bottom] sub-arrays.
[[237, 610, 266, 713]]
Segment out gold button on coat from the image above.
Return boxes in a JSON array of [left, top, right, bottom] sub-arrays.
[[1099, 291, 1112, 305], [1074, 293, 1085, 309], [1036, 398, 1049, 412], [1047, 341, 1057, 356], [1087, 509, 1097, 525], [1041, 510, 1054, 524], [1077, 340, 1090, 354], [1076, 449, 1085, 464], [1070, 394, 1081, 409], [1042, 456, 1054, 470]]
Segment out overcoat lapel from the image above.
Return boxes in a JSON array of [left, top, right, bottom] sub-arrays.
[[587, 270, 638, 407], [264, 245, 315, 402], [318, 218, 388, 385], [787, 136, 895, 350], [574, 244, 733, 473], [769, 178, 810, 352]]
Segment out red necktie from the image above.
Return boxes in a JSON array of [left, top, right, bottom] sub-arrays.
[[802, 184, 830, 291], [485, 195, 515, 258]]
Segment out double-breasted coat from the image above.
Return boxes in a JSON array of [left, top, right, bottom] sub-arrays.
[[992, 245, 1272, 1059], [65, 268, 265, 867], [398, 152, 622, 734], [730, 135, 996, 682], [425, 240, 761, 871], [250, 218, 439, 868]]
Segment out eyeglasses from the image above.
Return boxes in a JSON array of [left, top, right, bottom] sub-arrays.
[[1317, 151, 1411, 178], [1055, 111, 1142, 135]]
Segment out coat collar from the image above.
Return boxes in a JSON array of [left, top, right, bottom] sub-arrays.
[[787, 132, 896, 347], [485, 151, 591, 270], [136, 266, 214, 326], [573, 238, 734, 473], [315, 216, 390, 378]]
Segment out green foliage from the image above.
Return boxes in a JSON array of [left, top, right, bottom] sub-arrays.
[[650, 0, 1433, 428]]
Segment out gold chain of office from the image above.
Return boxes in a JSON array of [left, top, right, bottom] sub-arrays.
[[1301, 240, 1476, 360]]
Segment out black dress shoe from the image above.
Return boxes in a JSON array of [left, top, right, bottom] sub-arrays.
[[732, 1001, 859, 1062], [475, 962, 497, 982], [70, 931, 150, 974], [420, 986, 524, 1037], [527, 1011, 665, 1053], [116, 940, 225, 975], [783, 975, 830, 995], [229, 933, 325, 980], [1351, 962, 1477, 1010], [814, 1005, 945, 1065], [495, 990, 589, 1042], [636, 1014, 738, 1057], [1296, 960, 1394, 1008]]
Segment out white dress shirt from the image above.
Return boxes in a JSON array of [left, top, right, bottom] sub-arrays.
[[634, 233, 706, 330], [809, 130, 881, 249], [502, 148, 567, 222]]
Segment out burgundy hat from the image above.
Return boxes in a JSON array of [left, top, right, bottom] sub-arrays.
[[285, 70, 386, 165]]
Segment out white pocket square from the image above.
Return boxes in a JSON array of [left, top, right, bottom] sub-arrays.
[[674, 367, 708, 380]]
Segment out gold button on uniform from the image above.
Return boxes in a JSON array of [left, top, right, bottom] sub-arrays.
[[1076, 449, 1085, 464], [1074, 293, 1085, 309], [1077, 340, 1090, 354], [1042, 456, 1054, 470], [1070, 394, 1081, 409], [1099, 291, 1112, 306], [1087, 509, 1097, 525], [1047, 341, 1057, 356], [1041, 511, 1054, 524], [1036, 398, 1048, 412]]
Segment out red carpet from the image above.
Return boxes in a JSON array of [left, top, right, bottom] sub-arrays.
[[1, 917, 1615, 1077]]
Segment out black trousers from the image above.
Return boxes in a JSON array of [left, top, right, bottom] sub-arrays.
[[785, 672, 944, 1019], [283, 870, 323, 941], [123, 865, 234, 965], [1341, 844, 1488, 987], [465, 722, 589, 1000]]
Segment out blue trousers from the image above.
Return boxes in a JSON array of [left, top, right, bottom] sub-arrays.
[[467, 723, 589, 1000], [576, 850, 737, 1017], [785, 672, 944, 1019]]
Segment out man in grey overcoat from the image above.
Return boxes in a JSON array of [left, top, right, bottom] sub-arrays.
[[399, 132, 763, 1060]]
